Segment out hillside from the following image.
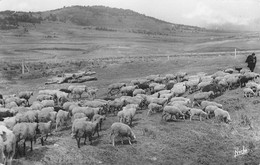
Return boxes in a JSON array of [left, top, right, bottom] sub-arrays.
[[0, 5, 206, 34]]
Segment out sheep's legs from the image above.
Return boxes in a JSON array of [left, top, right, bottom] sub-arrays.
[[128, 137, 132, 145], [23, 141, 26, 155], [77, 137, 81, 148], [41, 137, 44, 146], [30, 140, 33, 151]]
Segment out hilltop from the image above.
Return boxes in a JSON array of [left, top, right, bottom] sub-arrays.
[[0, 5, 206, 35]]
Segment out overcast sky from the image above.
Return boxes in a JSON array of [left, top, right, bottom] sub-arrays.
[[0, 0, 260, 30]]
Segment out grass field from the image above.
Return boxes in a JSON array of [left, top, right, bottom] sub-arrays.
[[1, 22, 260, 165]]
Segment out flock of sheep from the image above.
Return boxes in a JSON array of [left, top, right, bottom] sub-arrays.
[[0, 66, 259, 165]]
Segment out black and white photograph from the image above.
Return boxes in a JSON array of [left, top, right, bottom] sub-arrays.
[[0, 0, 260, 164]]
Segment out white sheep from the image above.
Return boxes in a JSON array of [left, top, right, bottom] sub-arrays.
[[87, 87, 99, 99], [171, 82, 186, 96], [133, 89, 145, 96], [13, 122, 38, 155], [147, 103, 163, 116], [55, 110, 70, 131], [189, 108, 208, 121], [110, 122, 136, 146], [3, 117, 16, 130], [92, 114, 106, 131], [161, 105, 184, 121], [18, 91, 33, 105], [200, 100, 223, 110], [71, 86, 88, 99], [36, 94, 53, 102], [120, 86, 137, 96], [37, 121, 52, 146], [120, 107, 137, 126], [41, 100, 55, 108], [38, 107, 55, 122], [72, 113, 87, 122], [71, 120, 99, 148], [243, 88, 255, 97], [0, 125, 16, 165], [192, 91, 214, 107], [214, 108, 231, 123], [30, 101, 44, 110], [205, 105, 219, 118], [15, 110, 38, 123]]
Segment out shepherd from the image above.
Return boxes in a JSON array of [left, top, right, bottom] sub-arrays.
[[245, 52, 257, 72]]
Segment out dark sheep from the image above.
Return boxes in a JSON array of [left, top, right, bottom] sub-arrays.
[[202, 83, 223, 97], [239, 76, 254, 88]]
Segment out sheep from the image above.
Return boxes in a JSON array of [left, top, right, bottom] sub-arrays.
[[72, 113, 87, 122], [30, 101, 44, 110], [202, 83, 223, 96], [38, 107, 55, 122], [5, 102, 18, 109], [122, 107, 137, 126], [133, 89, 145, 96], [18, 91, 33, 106], [87, 88, 99, 99], [108, 83, 126, 95], [147, 103, 163, 116], [41, 100, 55, 108], [214, 108, 231, 123], [0, 108, 13, 120], [3, 117, 16, 130], [13, 122, 38, 155], [71, 86, 88, 99], [117, 110, 125, 123], [63, 102, 78, 111], [243, 88, 255, 97], [170, 97, 191, 105], [55, 110, 70, 131], [107, 99, 126, 115], [37, 121, 52, 146], [148, 98, 168, 107], [0, 125, 16, 165], [189, 108, 208, 121], [192, 91, 214, 107], [71, 107, 95, 120], [171, 83, 186, 96], [120, 86, 137, 96], [205, 105, 219, 118], [169, 103, 191, 119], [92, 114, 106, 131], [153, 84, 166, 93], [176, 72, 187, 82], [161, 105, 184, 121], [71, 120, 99, 148], [165, 74, 177, 81], [200, 100, 223, 111], [15, 110, 38, 123], [110, 122, 136, 146], [54, 91, 68, 106]]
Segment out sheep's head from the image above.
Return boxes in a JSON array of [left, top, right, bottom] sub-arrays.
[[0, 131, 7, 142], [30, 92, 33, 96]]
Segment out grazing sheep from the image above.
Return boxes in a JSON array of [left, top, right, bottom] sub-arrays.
[[71, 120, 99, 148], [72, 113, 87, 122], [37, 121, 52, 146], [87, 88, 99, 99], [72, 107, 95, 120], [0, 133, 4, 164], [92, 114, 106, 131], [15, 110, 38, 123], [170, 97, 191, 105], [147, 103, 163, 116], [71, 86, 88, 99], [18, 91, 33, 106], [110, 122, 136, 146], [200, 100, 223, 110], [192, 91, 214, 107], [205, 105, 219, 118], [107, 99, 126, 115], [55, 110, 70, 131], [3, 117, 16, 130], [13, 122, 38, 155], [133, 89, 145, 96], [243, 88, 255, 97], [171, 83, 186, 96], [41, 100, 55, 108], [153, 84, 166, 93], [38, 107, 55, 122], [30, 101, 44, 110], [120, 86, 137, 96], [161, 105, 184, 121], [189, 108, 208, 121], [122, 107, 137, 126], [214, 108, 231, 123], [5, 102, 18, 109], [108, 83, 126, 95], [0, 125, 16, 165]]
